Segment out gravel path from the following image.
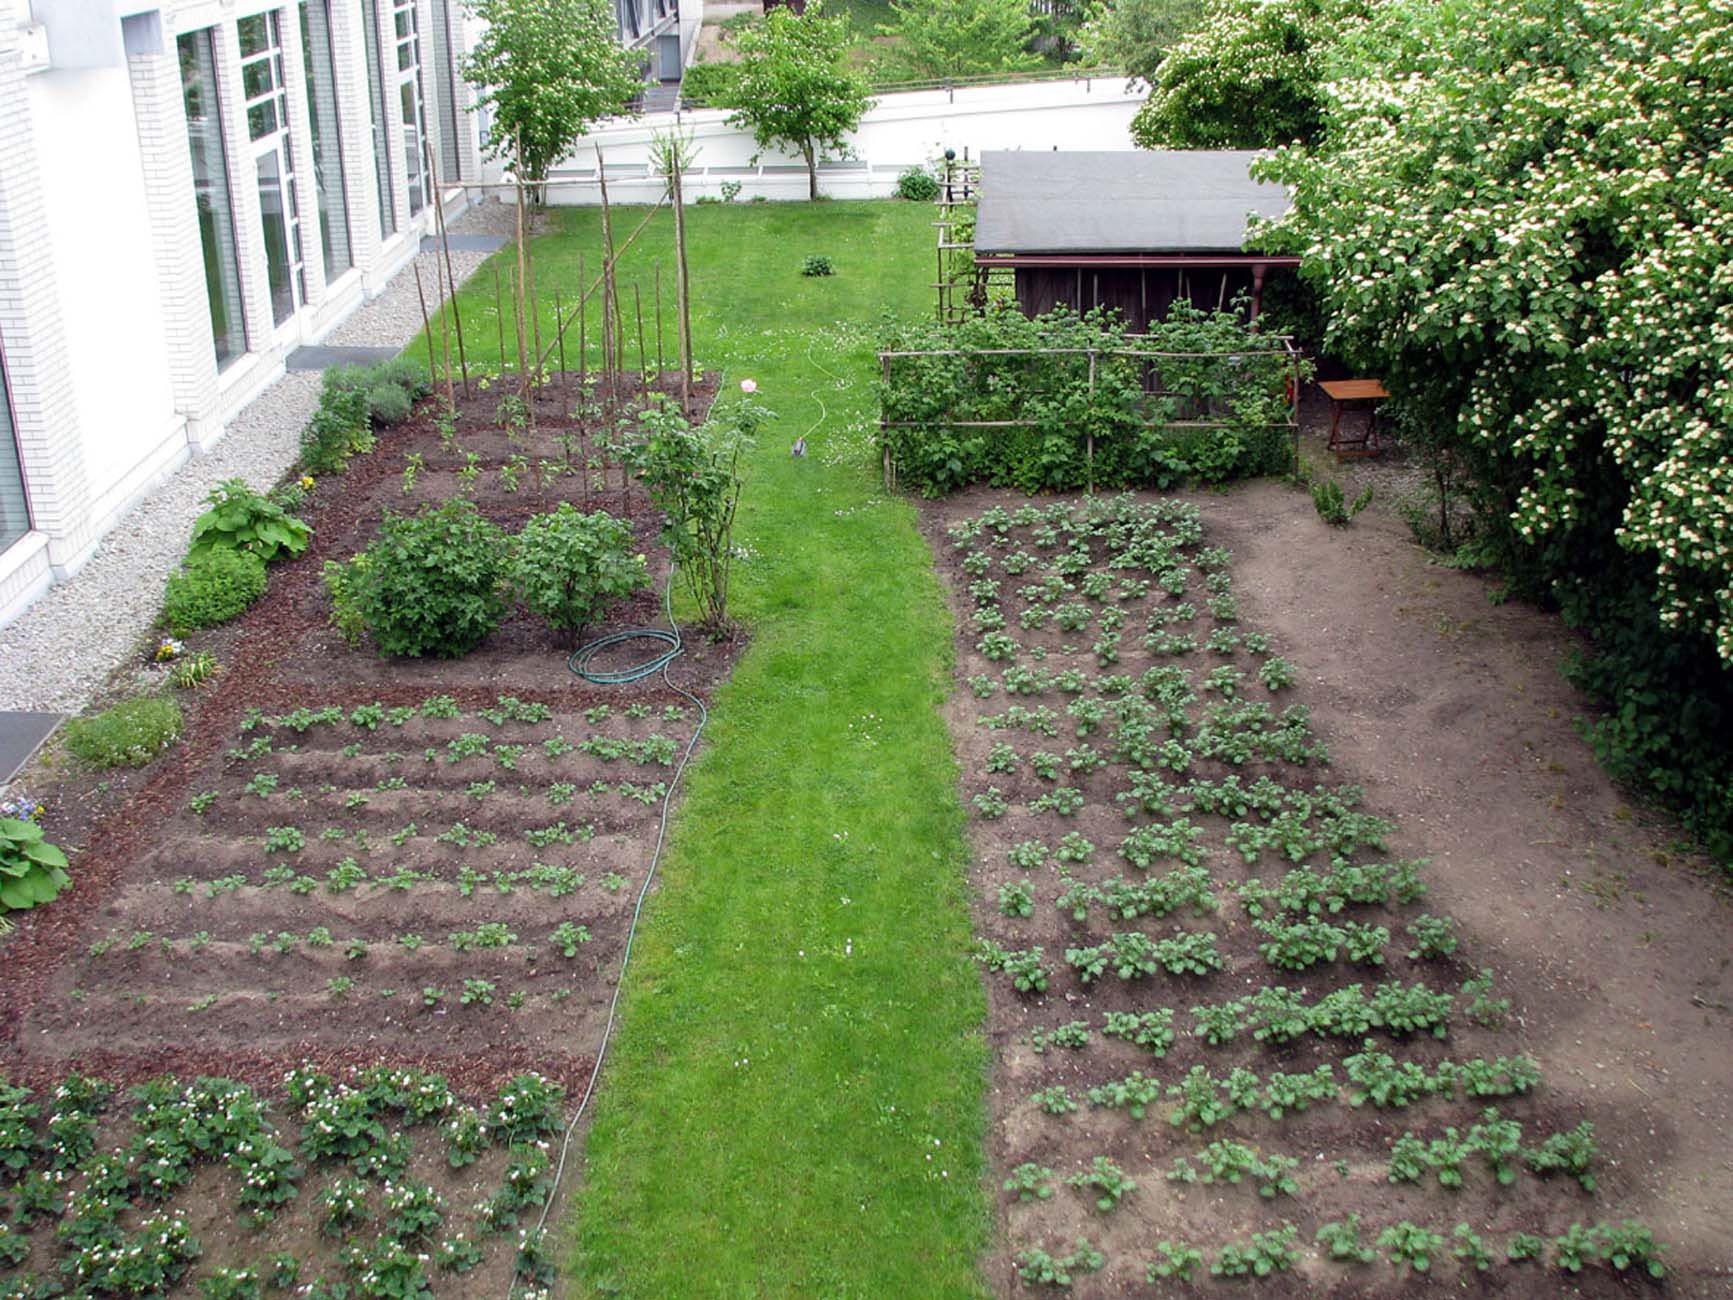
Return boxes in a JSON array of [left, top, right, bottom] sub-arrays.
[[0, 202, 512, 714]]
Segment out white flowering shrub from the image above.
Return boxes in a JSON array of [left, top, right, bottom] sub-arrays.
[[1250, 0, 1733, 855]]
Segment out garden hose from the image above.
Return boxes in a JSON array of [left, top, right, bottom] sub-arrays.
[[513, 577, 709, 1290]]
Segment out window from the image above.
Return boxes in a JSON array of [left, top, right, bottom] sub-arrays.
[[393, 0, 429, 215], [428, 0, 462, 182], [300, 0, 353, 282], [239, 10, 305, 325], [178, 27, 247, 368], [362, 0, 397, 240], [0, 344, 27, 552]]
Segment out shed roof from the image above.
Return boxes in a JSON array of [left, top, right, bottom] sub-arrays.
[[973, 150, 1291, 256]]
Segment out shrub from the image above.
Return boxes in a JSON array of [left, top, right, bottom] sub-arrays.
[[188, 478, 311, 563], [301, 386, 372, 475], [0, 816, 72, 912], [509, 505, 648, 644], [801, 254, 835, 277], [896, 167, 940, 201], [162, 546, 268, 634], [367, 383, 413, 426], [353, 499, 509, 658], [322, 554, 370, 646], [63, 695, 183, 769]]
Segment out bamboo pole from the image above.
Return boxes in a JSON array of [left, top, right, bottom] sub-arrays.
[[533, 201, 663, 374], [596, 146, 618, 408], [555, 287, 567, 384], [494, 265, 506, 378], [513, 153, 533, 420]]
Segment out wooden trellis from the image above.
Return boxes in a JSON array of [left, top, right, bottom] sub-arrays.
[[877, 339, 1304, 493]]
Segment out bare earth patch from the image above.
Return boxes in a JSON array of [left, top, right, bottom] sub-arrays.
[[923, 481, 1730, 1297]]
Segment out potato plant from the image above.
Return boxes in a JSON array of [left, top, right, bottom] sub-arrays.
[[943, 496, 1656, 1284]]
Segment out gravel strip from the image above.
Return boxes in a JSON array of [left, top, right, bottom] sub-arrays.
[[0, 202, 514, 715]]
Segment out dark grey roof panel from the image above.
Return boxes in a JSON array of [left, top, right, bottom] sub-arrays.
[[974, 150, 1291, 254]]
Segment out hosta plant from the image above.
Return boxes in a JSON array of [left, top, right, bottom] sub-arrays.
[[0, 816, 72, 912]]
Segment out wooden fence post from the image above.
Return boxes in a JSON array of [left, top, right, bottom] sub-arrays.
[[1086, 349, 1097, 495]]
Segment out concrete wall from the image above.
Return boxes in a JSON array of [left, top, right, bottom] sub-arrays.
[[0, 0, 480, 629], [535, 75, 1143, 204]]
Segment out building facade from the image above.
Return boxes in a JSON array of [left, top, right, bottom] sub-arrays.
[[0, 0, 487, 626]]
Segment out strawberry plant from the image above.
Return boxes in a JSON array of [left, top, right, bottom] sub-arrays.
[[997, 880, 1035, 918], [1085, 1072, 1164, 1120], [1031, 1086, 1078, 1116], [1316, 1215, 1377, 1264], [1526, 1121, 1599, 1191], [1013, 1239, 1104, 1288], [1212, 1224, 1298, 1278], [1066, 1155, 1135, 1211], [1453, 1224, 1494, 1271], [1100, 1009, 1175, 1056], [1147, 1240, 1205, 1282]]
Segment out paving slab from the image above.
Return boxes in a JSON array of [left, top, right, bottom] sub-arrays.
[[0, 712, 60, 784], [419, 233, 510, 253]]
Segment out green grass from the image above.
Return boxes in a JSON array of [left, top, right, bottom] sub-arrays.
[[437, 201, 991, 1296]]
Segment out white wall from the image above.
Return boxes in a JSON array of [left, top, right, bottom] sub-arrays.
[[534, 75, 1144, 204], [32, 65, 186, 534]]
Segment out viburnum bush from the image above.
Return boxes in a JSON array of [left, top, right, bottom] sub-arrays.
[[1251, 0, 1733, 857]]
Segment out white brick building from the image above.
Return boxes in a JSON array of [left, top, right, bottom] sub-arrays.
[[0, 0, 693, 627]]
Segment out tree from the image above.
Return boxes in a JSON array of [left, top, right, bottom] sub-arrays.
[[1079, 0, 1210, 84], [1128, 0, 1369, 149], [878, 0, 1042, 81], [724, 3, 873, 200], [1253, 0, 1733, 855], [462, 0, 642, 197]]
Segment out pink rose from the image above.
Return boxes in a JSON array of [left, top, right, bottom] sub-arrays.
[[740, 379, 758, 394]]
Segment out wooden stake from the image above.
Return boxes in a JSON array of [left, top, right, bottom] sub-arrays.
[[494, 265, 506, 378], [633, 282, 647, 380], [555, 287, 567, 383], [596, 145, 619, 409], [670, 149, 693, 409], [654, 261, 664, 388], [423, 137, 469, 396], [578, 252, 588, 392], [513, 151, 532, 416], [413, 260, 438, 394]]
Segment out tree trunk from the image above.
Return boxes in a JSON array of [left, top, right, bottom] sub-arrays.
[[803, 140, 818, 201]]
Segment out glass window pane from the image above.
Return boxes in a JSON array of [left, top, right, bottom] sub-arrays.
[[247, 99, 278, 140], [0, 349, 29, 552], [301, 0, 355, 289], [362, 0, 397, 239], [242, 58, 272, 100], [178, 28, 247, 368], [237, 14, 268, 55], [257, 149, 295, 325]]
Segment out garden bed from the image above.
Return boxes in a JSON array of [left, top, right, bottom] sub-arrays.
[[0, 372, 731, 1292], [925, 488, 1689, 1294]]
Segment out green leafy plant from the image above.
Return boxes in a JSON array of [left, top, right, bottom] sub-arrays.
[[162, 545, 268, 633], [0, 816, 72, 912], [801, 254, 835, 277], [63, 695, 183, 768], [350, 499, 510, 658], [187, 478, 312, 563], [509, 504, 648, 644]]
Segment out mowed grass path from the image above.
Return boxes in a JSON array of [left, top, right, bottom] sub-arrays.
[[441, 202, 990, 1296]]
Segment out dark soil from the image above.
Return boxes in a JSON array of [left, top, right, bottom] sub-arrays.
[[921, 479, 1732, 1298], [0, 374, 733, 1291]]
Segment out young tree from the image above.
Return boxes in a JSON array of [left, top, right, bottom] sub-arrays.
[[724, 3, 872, 200], [1079, 0, 1209, 84], [878, 0, 1042, 81], [1128, 0, 1368, 149], [462, 0, 642, 199]]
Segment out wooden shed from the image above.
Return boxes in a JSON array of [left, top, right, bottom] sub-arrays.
[[973, 150, 1301, 327]]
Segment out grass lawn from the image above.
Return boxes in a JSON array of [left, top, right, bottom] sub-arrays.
[[441, 200, 991, 1296]]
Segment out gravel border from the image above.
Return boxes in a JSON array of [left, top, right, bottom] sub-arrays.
[[0, 202, 512, 714]]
